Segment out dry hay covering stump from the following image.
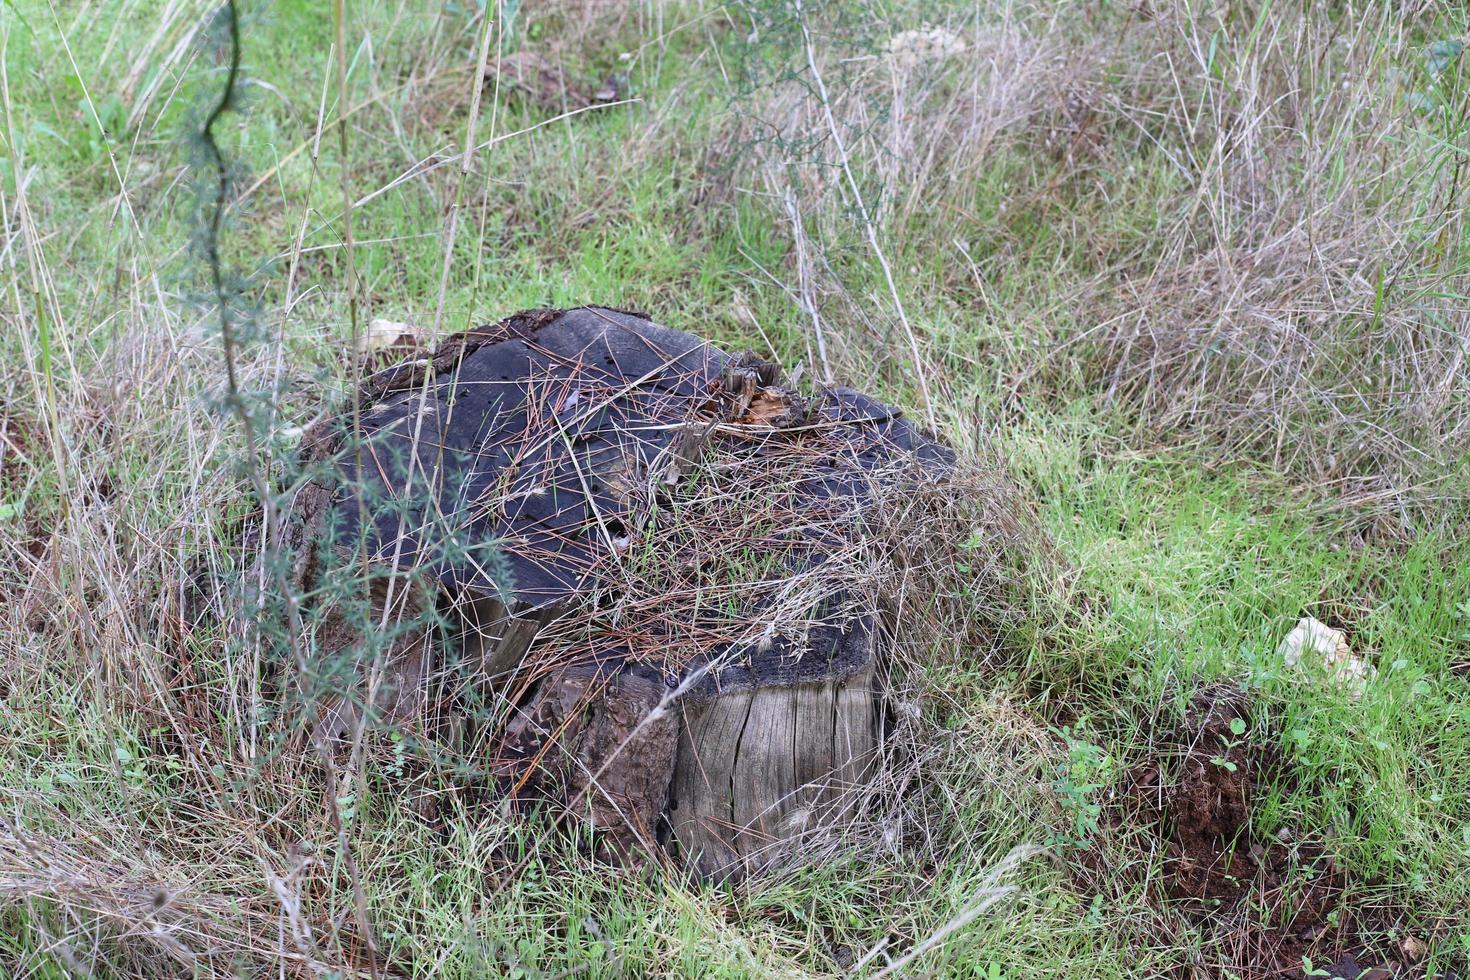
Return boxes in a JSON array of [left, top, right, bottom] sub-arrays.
[[286, 306, 952, 879]]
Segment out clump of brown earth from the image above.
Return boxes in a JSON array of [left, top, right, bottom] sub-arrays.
[[1109, 685, 1434, 980], [1160, 687, 1257, 903]]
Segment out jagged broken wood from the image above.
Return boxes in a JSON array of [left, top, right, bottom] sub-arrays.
[[283, 306, 952, 879]]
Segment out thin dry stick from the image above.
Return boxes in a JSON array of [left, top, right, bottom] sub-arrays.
[[350, 99, 639, 212], [363, 7, 497, 696], [793, 0, 935, 427], [242, 10, 339, 768], [432, 8, 497, 336], [777, 179, 833, 384], [44, 0, 144, 243], [224, 67, 459, 218], [0, 25, 105, 713], [334, 1, 361, 349], [466, 0, 507, 311], [866, 844, 1041, 977], [327, 3, 379, 975]]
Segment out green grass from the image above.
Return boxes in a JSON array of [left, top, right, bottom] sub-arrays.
[[2, 0, 1469, 976]]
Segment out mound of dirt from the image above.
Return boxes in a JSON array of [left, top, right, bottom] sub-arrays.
[[1112, 685, 1428, 979], [1167, 687, 1254, 902]]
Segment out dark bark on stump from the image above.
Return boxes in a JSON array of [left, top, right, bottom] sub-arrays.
[[280, 306, 951, 877]]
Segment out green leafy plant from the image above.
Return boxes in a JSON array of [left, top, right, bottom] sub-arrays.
[[1300, 955, 1332, 978], [1211, 716, 1248, 773], [1049, 727, 1113, 851]]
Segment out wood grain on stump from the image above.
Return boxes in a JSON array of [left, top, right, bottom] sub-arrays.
[[284, 306, 952, 878]]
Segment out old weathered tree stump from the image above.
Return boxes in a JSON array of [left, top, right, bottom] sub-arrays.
[[285, 306, 951, 879]]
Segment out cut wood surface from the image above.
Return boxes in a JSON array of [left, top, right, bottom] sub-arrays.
[[285, 305, 952, 877]]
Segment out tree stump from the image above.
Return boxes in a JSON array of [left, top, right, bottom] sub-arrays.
[[285, 306, 952, 879]]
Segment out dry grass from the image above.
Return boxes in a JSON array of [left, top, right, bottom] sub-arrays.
[[2, 0, 1468, 975], [726, 1, 1470, 523], [1077, 5, 1470, 514]]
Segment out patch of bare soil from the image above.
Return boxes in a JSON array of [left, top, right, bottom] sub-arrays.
[[1162, 687, 1256, 903], [1112, 685, 1434, 980]]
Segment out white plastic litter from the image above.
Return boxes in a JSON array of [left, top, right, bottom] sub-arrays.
[[361, 318, 420, 353], [1277, 616, 1374, 696], [886, 26, 968, 71]]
